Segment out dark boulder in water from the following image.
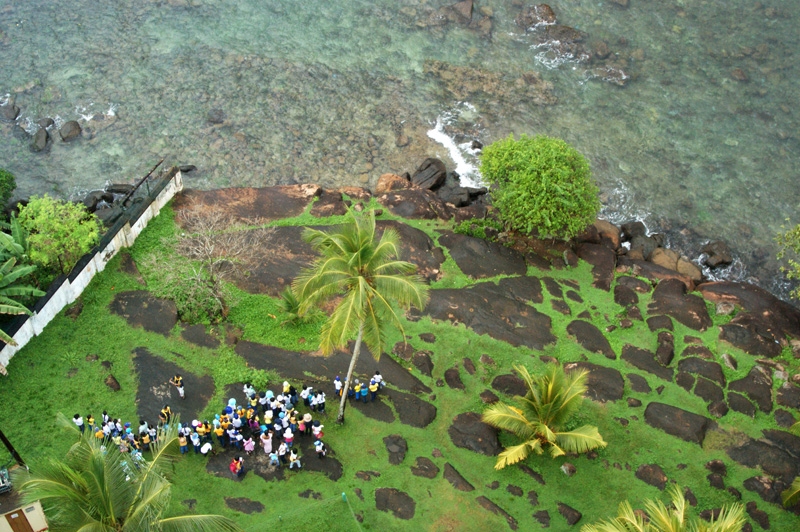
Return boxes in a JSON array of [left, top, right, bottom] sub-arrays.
[[59, 120, 82, 142]]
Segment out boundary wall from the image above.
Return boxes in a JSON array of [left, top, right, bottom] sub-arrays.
[[0, 168, 184, 374]]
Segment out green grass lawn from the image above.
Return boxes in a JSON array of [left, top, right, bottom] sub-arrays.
[[1, 200, 798, 531]]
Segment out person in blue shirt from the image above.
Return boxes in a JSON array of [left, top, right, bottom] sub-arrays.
[[360, 384, 369, 403]]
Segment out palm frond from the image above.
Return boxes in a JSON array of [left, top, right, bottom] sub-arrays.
[[782, 477, 800, 508], [580, 500, 647, 532], [157, 514, 243, 532], [482, 402, 539, 439], [705, 502, 746, 532], [553, 425, 608, 455], [494, 441, 541, 470]]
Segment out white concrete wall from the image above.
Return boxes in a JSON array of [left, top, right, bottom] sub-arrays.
[[0, 171, 184, 374]]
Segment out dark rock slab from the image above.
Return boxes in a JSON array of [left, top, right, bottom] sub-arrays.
[[644, 402, 712, 444], [719, 314, 783, 358], [378, 188, 452, 220], [420, 281, 555, 350], [375, 488, 416, 520], [449, 412, 500, 456], [224, 497, 264, 514], [728, 391, 756, 417], [445, 367, 464, 389], [519, 464, 546, 485], [355, 470, 380, 481], [534, 510, 550, 527], [412, 351, 434, 377], [181, 324, 221, 349], [507, 484, 523, 497], [298, 489, 323, 499], [551, 299, 571, 316], [411, 157, 447, 190], [655, 331, 674, 366], [677, 358, 725, 387], [380, 220, 447, 282], [676, 372, 695, 392], [557, 502, 582, 526], [59, 120, 82, 141], [438, 231, 527, 278], [647, 315, 674, 332], [463, 357, 476, 375], [777, 383, 800, 411], [309, 189, 349, 218], [648, 279, 711, 331], [528, 491, 539, 506], [480, 389, 499, 404], [174, 186, 320, 224], [476, 496, 518, 530], [705, 459, 727, 476], [132, 347, 213, 425], [743, 476, 786, 505], [762, 428, 800, 461], [542, 277, 563, 298], [410, 456, 439, 478], [496, 275, 544, 303], [105, 374, 121, 391], [383, 388, 437, 428], [566, 290, 583, 303], [109, 291, 177, 336], [694, 378, 724, 403], [699, 281, 800, 339], [729, 366, 773, 413], [728, 439, 798, 482], [775, 409, 796, 428], [618, 275, 652, 293], [681, 345, 714, 360], [383, 435, 408, 465], [621, 345, 673, 381], [236, 341, 431, 394], [708, 473, 725, 489], [419, 332, 436, 343], [567, 320, 615, 359], [348, 394, 396, 423], [614, 284, 639, 306], [627, 373, 651, 393], [636, 464, 668, 490], [577, 243, 615, 291], [618, 257, 694, 290], [746, 501, 770, 530], [492, 373, 527, 397], [444, 463, 474, 491], [564, 362, 624, 403]]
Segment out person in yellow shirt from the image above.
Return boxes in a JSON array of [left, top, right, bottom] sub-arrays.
[[369, 380, 379, 401]]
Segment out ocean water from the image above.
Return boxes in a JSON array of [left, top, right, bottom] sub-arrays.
[[1, 0, 798, 297]]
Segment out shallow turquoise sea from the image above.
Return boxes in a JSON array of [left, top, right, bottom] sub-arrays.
[[0, 0, 798, 295]]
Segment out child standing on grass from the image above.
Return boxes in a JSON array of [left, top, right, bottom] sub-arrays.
[[289, 449, 301, 470]]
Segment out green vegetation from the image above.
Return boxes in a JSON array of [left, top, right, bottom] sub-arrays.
[[0, 199, 798, 531], [17, 195, 101, 276], [480, 134, 600, 239], [782, 421, 800, 507], [0, 168, 16, 209], [453, 217, 504, 241], [482, 364, 606, 469], [776, 221, 800, 299], [14, 414, 241, 532], [582, 484, 746, 532], [293, 209, 430, 422]]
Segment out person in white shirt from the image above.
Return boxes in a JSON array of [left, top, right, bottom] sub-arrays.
[[73, 414, 85, 433], [334, 376, 343, 396]]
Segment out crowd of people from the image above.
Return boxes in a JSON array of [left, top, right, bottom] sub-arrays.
[[71, 369, 387, 479]]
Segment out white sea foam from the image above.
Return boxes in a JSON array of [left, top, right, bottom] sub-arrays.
[[426, 104, 483, 188], [0, 94, 9, 106]]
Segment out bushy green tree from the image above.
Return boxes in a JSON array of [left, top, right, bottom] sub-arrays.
[[482, 364, 606, 469], [17, 195, 101, 275], [480, 134, 600, 239], [777, 222, 800, 299], [0, 169, 16, 209]]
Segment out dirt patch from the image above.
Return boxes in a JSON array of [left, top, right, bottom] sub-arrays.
[[224, 497, 264, 514], [133, 347, 214, 425], [109, 291, 177, 336], [174, 186, 320, 223]]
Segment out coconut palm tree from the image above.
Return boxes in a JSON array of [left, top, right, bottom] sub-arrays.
[[782, 421, 800, 507], [293, 209, 429, 423], [581, 483, 746, 532], [12, 413, 242, 532], [481, 364, 607, 470]]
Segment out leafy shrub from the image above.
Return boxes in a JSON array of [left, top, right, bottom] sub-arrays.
[[453, 217, 504, 241], [0, 169, 16, 209], [777, 221, 800, 299], [480, 134, 600, 239], [17, 195, 101, 275]]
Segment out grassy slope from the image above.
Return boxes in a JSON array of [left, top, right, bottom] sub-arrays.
[[0, 200, 798, 531]]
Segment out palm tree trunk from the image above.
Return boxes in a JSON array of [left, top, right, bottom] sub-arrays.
[[0, 428, 25, 467], [337, 322, 364, 423]]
